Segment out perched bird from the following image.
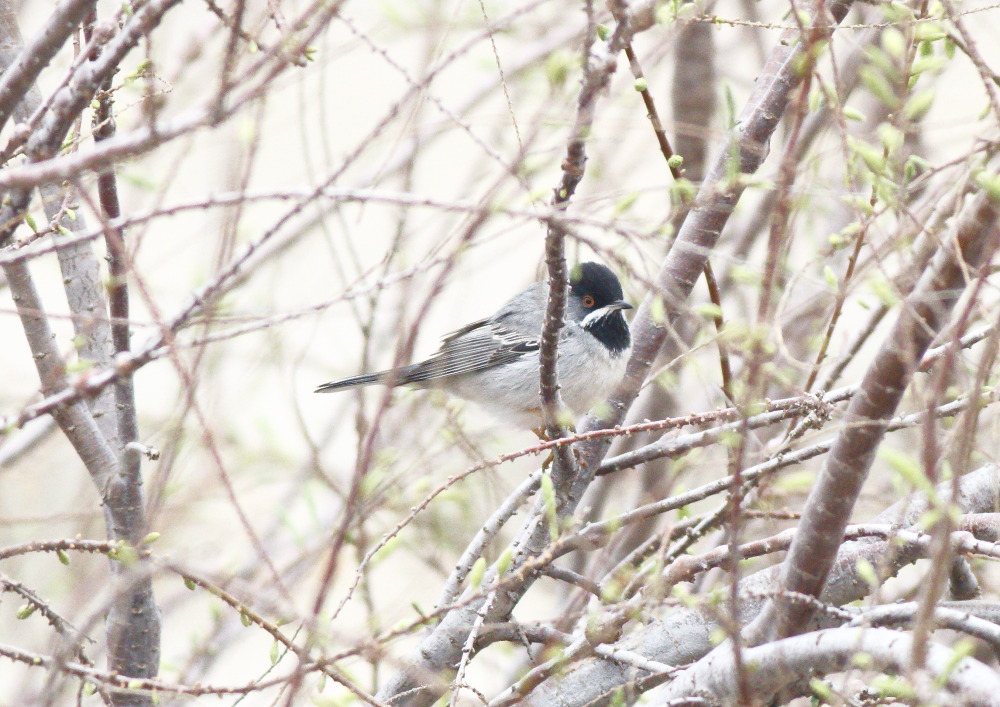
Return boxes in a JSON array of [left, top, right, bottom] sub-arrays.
[[315, 262, 633, 428]]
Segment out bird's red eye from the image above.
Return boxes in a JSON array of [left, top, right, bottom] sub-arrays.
[[582, 295, 595, 307]]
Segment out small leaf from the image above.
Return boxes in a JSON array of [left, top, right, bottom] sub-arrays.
[[852, 651, 874, 669], [881, 28, 906, 57], [270, 641, 280, 665], [910, 55, 946, 76], [976, 171, 1000, 203], [855, 557, 879, 589], [913, 22, 946, 41], [695, 303, 723, 320], [869, 277, 900, 307], [496, 547, 514, 576], [859, 66, 899, 109], [944, 36, 956, 59], [848, 137, 887, 175], [774, 470, 814, 491], [877, 123, 904, 155], [632, 77, 648, 92], [809, 678, 836, 702], [612, 193, 638, 215], [669, 177, 697, 205], [871, 675, 915, 699], [882, 447, 932, 493], [842, 106, 866, 121], [468, 557, 487, 587], [545, 50, 575, 88], [936, 638, 975, 684]]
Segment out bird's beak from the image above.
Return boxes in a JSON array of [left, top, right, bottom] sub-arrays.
[[607, 300, 633, 311]]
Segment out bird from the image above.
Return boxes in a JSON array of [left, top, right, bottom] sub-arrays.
[[315, 261, 633, 428]]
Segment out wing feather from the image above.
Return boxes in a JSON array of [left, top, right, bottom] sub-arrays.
[[402, 320, 539, 383]]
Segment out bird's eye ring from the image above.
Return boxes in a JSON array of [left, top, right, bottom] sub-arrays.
[[582, 295, 595, 307]]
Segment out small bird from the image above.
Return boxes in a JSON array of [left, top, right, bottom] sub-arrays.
[[315, 262, 633, 428]]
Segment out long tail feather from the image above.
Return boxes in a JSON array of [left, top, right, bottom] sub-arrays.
[[314, 372, 386, 392], [314, 366, 415, 393]]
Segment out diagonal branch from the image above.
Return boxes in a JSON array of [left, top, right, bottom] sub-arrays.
[[758, 182, 1000, 642], [0, 0, 97, 133]]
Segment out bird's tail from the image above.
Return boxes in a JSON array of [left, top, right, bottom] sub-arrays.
[[314, 367, 414, 393]]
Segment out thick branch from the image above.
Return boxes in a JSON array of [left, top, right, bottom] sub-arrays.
[[762, 185, 1000, 641], [659, 627, 1000, 705]]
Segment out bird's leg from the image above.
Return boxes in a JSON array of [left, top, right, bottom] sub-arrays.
[[532, 427, 556, 470]]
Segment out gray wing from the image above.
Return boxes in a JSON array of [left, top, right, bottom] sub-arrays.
[[403, 283, 546, 383], [402, 318, 539, 383]]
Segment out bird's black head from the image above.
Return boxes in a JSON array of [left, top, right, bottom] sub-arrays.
[[567, 262, 632, 356]]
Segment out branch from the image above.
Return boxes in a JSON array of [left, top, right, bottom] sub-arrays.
[[84, 14, 140, 508], [0, 0, 182, 245], [522, 464, 1000, 705], [0, 5, 119, 450], [538, 3, 624, 443], [658, 626, 1000, 705], [850, 601, 1000, 655], [759, 183, 1000, 642], [1, 260, 160, 704], [0, 0, 97, 132]]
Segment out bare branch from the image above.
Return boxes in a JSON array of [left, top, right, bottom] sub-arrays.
[[761, 184, 1000, 642], [660, 626, 1000, 705], [0, 0, 97, 132]]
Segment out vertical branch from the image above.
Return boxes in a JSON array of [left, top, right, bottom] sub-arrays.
[[539, 2, 628, 471], [539, 222, 569, 438], [86, 18, 156, 698], [87, 11, 139, 483], [538, 0, 598, 441]]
